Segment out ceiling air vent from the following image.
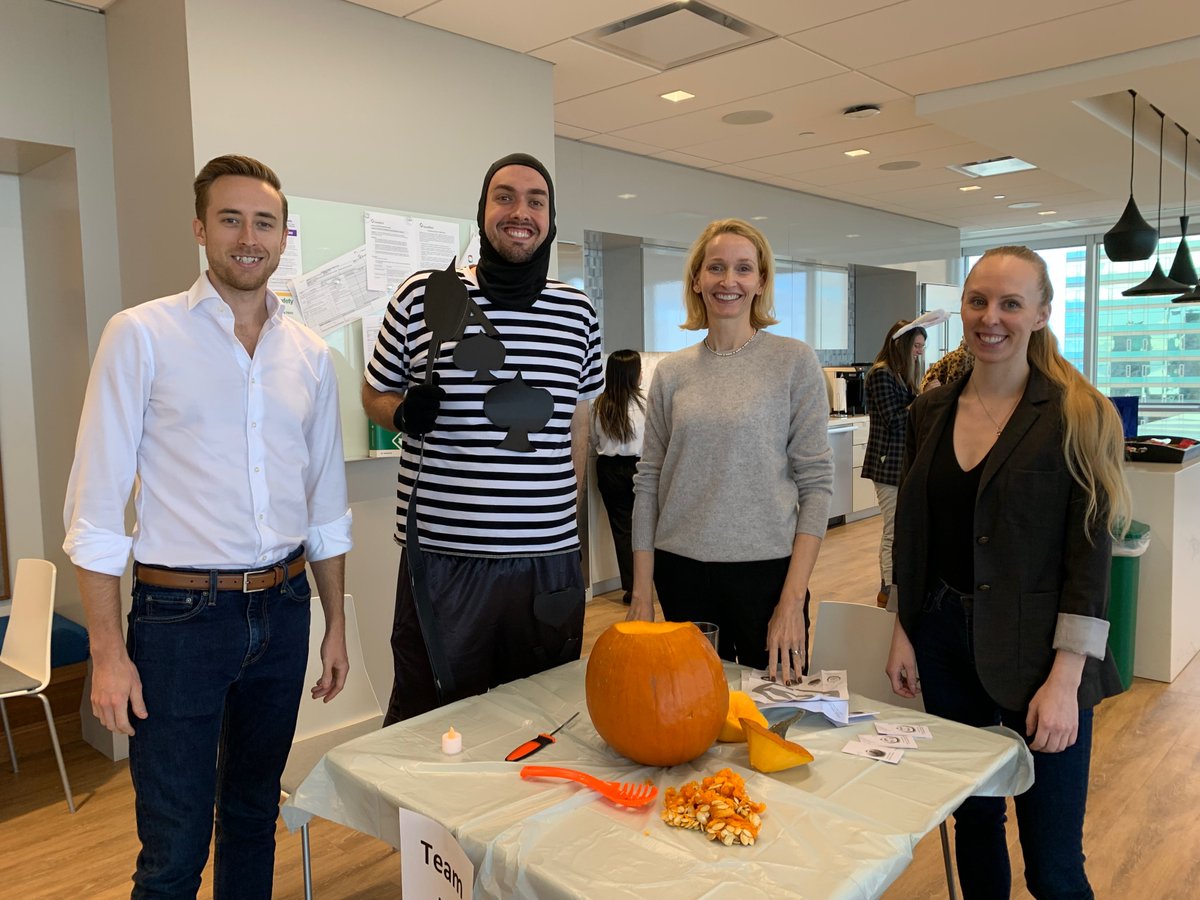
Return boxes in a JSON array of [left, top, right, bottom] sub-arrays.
[[576, 2, 772, 71]]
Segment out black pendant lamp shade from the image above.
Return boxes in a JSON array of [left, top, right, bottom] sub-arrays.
[[1123, 108, 1191, 297], [1105, 90, 1158, 262], [1168, 132, 1198, 289]]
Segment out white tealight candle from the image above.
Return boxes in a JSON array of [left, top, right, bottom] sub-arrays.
[[441, 726, 463, 755]]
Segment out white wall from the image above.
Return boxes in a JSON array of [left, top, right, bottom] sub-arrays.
[[0, 175, 45, 587], [0, 0, 121, 624]]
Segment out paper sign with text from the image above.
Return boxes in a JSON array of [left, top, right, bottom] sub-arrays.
[[400, 808, 473, 900]]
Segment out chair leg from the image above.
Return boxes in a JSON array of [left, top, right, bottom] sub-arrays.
[[36, 694, 75, 813], [939, 820, 958, 900], [302, 821, 314, 900], [0, 698, 16, 773]]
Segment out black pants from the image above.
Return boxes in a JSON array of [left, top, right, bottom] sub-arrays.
[[384, 549, 585, 724], [595, 454, 638, 600], [653, 549, 808, 670]]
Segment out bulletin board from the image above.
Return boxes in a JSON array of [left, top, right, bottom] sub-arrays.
[[284, 196, 474, 460]]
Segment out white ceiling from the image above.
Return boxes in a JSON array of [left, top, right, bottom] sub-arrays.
[[80, 0, 1200, 237]]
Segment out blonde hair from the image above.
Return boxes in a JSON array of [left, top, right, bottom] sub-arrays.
[[681, 219, 779, 331], [971, 246, 1131, 536]]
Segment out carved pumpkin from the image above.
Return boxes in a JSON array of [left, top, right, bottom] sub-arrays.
[[718, 691, 768, 743], [586, 621, 729, 767], [741, 718, 814, 773]]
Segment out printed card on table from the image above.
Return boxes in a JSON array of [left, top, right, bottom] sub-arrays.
[[858, 733, 919, 750], [842, 741, 904, 764], [874, 722, 932, 739]]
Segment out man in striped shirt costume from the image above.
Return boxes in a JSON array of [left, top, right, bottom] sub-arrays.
[[363, 153, 603, 722]]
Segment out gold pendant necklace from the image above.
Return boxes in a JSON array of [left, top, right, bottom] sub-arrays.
[[971, 380, 1020, 435]]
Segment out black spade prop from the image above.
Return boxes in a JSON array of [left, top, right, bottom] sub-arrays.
[[454, 333, 505, 381], [484, 374, 553, 452], [421, 258, 469, 384]]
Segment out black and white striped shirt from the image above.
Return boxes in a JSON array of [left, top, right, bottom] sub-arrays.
[[365, 268, 602, 556]]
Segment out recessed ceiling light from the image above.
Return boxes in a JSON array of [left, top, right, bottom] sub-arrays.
[[722, 110, 773, 125], [1008, 201, 1042, 209], [1037, 210, 1058, 216], [660, 90, 695, 103], [947, 156, 1038, 178], [959, 185, 982, 192], [617, 193, 637, 200], [993, 194, 1006, 200], [842, 104, 881, 119], [797, 130, 815, 137], [751, 216, 768, 221], [844, 148, 870, 158], [845, 233, 861, 238], [878, 160, 920, 171]]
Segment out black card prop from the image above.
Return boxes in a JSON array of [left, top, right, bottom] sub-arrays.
[[422, 258, 469, 385], [484, 374, 553, 452], [454, 333, 505, 381]]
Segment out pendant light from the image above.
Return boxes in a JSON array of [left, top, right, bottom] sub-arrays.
[[1104, 90, 1158, 262], [1123, 107, 1190, 296], [1168, 130, 1198, 293]]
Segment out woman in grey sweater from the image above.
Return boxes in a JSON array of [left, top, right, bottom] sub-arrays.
[[628, 219, 833, 685]]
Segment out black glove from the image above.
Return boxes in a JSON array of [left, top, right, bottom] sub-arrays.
[[394, 381, 446, 437]]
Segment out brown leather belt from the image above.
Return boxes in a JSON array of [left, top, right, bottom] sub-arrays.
[[134, 554, 306, 593]]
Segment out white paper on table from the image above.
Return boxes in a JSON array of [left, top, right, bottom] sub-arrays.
[[399, 808, 473, 900], [288, 245, 387, 337], [858, 733, 919, 750], [742, 669, 851, 726], [269, 214, 303, 293]]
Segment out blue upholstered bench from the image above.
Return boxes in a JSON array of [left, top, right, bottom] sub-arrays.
[[0, 612, 90, 667]]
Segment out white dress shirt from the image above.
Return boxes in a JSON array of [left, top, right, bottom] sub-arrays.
[[591, 400, 645, 457], [64, 273, 352, 575]]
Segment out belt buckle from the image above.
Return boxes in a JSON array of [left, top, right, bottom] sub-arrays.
[[242, 567, 272, 593]]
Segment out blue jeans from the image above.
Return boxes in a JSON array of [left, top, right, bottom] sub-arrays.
[[914, 583, 1095, 900], [126, 557, 311, 899]]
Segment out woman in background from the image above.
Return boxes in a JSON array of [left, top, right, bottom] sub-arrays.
[[862, 319, 926, 608], [591, 350, 645, 605], [886, 246, 1129, 898], [629, 219, 833, 684]]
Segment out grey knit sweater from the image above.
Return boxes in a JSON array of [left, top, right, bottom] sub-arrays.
[[632, 331, 834, 563]]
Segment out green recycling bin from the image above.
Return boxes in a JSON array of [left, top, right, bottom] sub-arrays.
[[1108, 520, 1150, 691]]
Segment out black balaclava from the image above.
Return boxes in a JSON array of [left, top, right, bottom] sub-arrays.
[[475, 152, 557, 309]]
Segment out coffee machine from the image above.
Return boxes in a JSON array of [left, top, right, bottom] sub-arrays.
[[823, 366, 869, 416]]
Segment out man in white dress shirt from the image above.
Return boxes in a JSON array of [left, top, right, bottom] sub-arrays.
[[63, 155, 352, 899]]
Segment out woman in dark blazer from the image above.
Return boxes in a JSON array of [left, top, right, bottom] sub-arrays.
[[886, 246, 1129, 899]]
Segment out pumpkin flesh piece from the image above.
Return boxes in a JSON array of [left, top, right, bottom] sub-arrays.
[[718, 691, 768, 743], [741, 717, 814, 773]]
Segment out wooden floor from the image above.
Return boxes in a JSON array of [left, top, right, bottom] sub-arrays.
[[3, 515, 1198, 898]]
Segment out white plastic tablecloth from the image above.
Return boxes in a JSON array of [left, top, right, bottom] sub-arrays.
[[283, 660, 1033, 899]]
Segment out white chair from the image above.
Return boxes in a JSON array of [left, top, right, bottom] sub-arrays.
[[810, 600, 956, 899], [281, 594, 385, 900], [0, 558, 75, 812]]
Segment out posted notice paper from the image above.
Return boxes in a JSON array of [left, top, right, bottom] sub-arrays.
[[365, 211, 461, 293]]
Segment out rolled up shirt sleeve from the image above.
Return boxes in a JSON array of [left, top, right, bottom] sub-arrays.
[[62, 312, 149, 576], [1053, 612, 1111, 660], [303, 349, 353, 562]]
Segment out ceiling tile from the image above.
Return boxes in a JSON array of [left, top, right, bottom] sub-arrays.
[[406, 0, 664, 53], [555, 122, 598, 140], [552, 38, 847, 132], [788, 0, 1120, 70], [608, 72, 906, 150], [652, 149, 722, 169], [707, 0, 903, 35], [581, 133, 663, 155], [533, 38, 659, 102], [345, 0, 432, 16], [738, 125, 969, 177], [862, 1, 1200, 95]]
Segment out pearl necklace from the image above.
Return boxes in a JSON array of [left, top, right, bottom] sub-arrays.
[[704, 329, 758, 357]]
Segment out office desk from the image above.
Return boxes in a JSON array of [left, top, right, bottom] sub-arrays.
[[283, 661, 1032, 899]]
